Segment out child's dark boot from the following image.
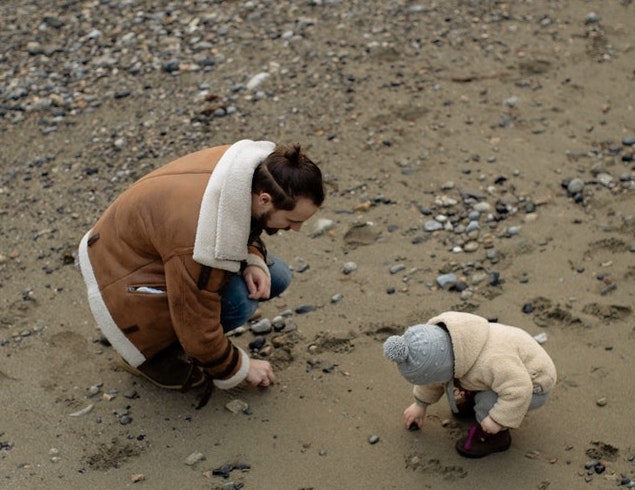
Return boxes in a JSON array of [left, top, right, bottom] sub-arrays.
[[455, 423, 511, 458]]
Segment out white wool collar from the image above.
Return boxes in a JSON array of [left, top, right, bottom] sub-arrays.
[[193, 139, 275, 272]]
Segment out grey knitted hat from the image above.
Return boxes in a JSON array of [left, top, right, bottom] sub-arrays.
[[383, 324, 454, 385]]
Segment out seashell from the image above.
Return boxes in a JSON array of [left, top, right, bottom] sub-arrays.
[[69, 403, 94, 417]]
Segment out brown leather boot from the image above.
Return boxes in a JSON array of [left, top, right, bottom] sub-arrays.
[[117, 342, 205, 391], [455, 423, 511, 458]]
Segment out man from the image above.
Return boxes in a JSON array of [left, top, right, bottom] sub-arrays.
[[78, 139, 324, 395]]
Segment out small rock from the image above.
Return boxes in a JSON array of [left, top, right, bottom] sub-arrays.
[[311, 218, 335, 237], [295, 304, 316, 314], [342, 261, 357, 274], [212, 463, 233, 478], [248, 336, 266, 352], [226, 326, 248, 337], [225, 399, 249, 414], [389, 264, 406, 274], [87, 385, 101, 397], [271, 315, 286, 331], [436, 273, 457, 290], [250, 319, 272, 334], [330, 293, 343, 304], [423, 220, 443, 232], [567, 178, 585, 195], [246, 72, 270, 90], [184, 452, 206, 466]]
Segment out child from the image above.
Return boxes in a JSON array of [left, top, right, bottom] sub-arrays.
[[383, 311, 557, 458]]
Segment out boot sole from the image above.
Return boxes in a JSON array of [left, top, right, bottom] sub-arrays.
[[455, 438, 511, 458], [116, 357, 205, 390]]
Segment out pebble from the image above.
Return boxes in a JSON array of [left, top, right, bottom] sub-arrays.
[[436, 273, 457, 290], [87, 385, 101, 397], [423, 220, 443, 232], [311, 218, 335, 237], [465, 220, 480, 233], [258, 345, 273, 357], [596, 173, 614, 188], [295, 305, 316, 314], [250, 319, 272, 334], [184, 451, 206, 466], [246, 72, 270, 90], [221, 482, 242, 490], [225, 399, 249, 414], [212, 464, 234, 478], [341, 262, 358, 274], [271, 315, 287, 331], [504, 96, 519, 107], [226, 325, 248, 337], [566, 178, 585, 195], [209, 465, 248, 487], [463, 241, 479, 253], [584, 12, 600, 24], [293, 259, 310, 273], [389, 264, 406, 274], [248, 336, 266, 352]]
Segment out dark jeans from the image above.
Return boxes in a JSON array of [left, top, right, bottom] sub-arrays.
[[220, 254, 292, 332]]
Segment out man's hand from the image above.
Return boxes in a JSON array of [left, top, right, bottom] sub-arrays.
[[245, 359, 276, 387], [243, 265, 271, 300], [404, 402, 427, 430]]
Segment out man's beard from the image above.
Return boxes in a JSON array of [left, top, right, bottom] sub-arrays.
[[254, 209, 286, 235]]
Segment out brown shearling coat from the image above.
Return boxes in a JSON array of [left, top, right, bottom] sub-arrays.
[[78, 145, 267, 388]]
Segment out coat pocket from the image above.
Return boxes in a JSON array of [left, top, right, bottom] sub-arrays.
[[127, 285, 166, 295]]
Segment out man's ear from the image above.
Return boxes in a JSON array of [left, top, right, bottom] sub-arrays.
[[258, 192, 273, 206]]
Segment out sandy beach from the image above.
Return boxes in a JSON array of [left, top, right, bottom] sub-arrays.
[[1, 1, 634, 488]]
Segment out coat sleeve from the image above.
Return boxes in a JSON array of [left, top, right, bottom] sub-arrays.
[[244, 244, 270, 278], [413, 383, 445, 406], [485, 356, 534, 428], [163, 253, 250, 389]]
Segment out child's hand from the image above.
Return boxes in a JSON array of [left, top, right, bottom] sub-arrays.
[[481, 415, 504, 434], [404, 402, 427, 430]]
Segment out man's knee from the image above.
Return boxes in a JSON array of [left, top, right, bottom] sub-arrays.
[[269, 257, 292, 298]]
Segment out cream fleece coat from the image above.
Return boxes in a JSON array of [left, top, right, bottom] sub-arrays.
[[412, 311, 557, 429]]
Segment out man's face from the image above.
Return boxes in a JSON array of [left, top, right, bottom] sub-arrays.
[[254, 195, 319, 235]]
